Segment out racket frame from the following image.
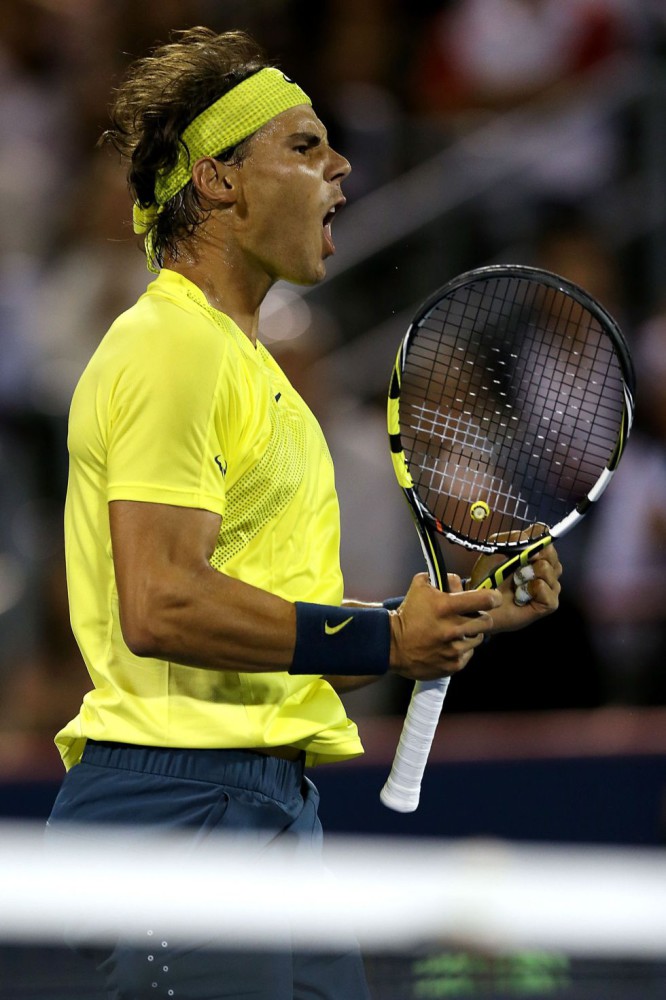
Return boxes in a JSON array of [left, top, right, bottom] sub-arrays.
[[380, 264, 635, 813]]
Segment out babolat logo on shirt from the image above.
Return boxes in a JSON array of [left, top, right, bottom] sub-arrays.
[[214, 455, 228, 476]]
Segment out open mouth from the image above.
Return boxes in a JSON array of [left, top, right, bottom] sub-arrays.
[[322, 202, 343, 256]]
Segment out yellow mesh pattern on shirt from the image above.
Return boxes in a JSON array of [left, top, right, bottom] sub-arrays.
[[209, 395, 307, 569]]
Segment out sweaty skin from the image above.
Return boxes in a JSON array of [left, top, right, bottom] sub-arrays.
[[111, 105, 562, 691]]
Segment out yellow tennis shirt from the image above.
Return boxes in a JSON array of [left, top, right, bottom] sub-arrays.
[[56, 269, 364, 770]]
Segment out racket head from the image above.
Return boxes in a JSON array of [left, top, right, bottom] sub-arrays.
[[388, 264, 635, 558]]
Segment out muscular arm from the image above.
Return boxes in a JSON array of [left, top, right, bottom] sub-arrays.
[[110, 500, 502, 680], [110, 500, 296, 671]]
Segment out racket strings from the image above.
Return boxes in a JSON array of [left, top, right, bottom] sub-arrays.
[[409, 404, 533, 524], [399, 276, 626, 546]]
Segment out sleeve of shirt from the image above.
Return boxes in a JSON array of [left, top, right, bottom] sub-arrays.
[[105, 330, 234, 517]]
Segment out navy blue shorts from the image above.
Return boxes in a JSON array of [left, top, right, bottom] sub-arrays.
[[46, 742, 371, 1000]]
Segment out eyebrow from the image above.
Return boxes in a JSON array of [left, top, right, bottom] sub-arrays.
[[287, 130, 328, 147]]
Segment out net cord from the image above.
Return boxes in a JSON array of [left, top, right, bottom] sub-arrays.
[[2, 821, 666, 957]]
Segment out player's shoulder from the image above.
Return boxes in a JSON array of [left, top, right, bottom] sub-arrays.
[[106, 269, 243, 362]]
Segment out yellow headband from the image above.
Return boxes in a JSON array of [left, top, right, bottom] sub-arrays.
[[133, 67, 312, 270]]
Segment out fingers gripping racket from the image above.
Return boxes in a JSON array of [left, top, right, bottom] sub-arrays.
[[380, 264, 635, 813]]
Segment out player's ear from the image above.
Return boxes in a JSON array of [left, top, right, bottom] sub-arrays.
[[191, 157, 238, 206]]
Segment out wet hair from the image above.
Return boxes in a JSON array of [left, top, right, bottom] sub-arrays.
[[102, 27, 270, 265]]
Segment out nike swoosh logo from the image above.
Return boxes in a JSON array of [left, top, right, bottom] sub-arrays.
[[324, 616, 354, 636]]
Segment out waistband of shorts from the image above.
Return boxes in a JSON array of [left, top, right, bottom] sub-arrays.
[[82, 740, 306, 797]]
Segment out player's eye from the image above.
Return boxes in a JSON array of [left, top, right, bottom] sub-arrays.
[[292, 134, 322, 155]]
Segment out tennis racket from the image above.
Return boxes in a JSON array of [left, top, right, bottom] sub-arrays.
[[380, 263, 635, 813]]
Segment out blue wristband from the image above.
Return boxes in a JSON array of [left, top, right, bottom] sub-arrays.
[[382, 596, 404, 611], [290, 603, 391, 676]]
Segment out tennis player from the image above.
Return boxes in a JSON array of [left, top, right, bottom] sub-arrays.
[[46, 27, 562, 999]]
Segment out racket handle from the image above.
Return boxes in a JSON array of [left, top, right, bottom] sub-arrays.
[[380, 676, 450, 813]]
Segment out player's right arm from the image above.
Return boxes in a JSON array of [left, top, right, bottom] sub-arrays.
[[110, 499, 295, 671], [109, 499, 498, 678]]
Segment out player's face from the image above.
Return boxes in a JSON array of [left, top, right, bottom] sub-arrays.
[[233, 106, 351, 286]]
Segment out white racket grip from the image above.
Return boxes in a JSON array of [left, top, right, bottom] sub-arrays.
[[380, 676, 450, 812]]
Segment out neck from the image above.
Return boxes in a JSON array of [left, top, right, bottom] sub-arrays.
[[163, 234, 273, 345]]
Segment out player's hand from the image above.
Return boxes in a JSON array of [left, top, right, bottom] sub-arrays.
[[470, 540, 562, 634], [388, 572, 501, 681]]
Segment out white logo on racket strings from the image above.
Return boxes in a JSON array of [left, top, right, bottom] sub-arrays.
[[411, 404, 495, 458]]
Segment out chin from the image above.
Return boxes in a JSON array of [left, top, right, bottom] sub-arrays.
[[283, 263, 327, 287]]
